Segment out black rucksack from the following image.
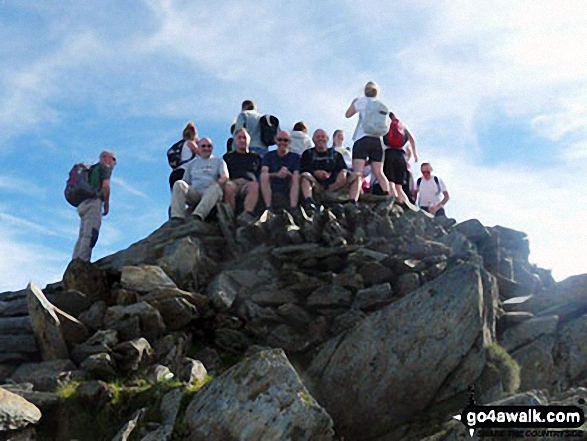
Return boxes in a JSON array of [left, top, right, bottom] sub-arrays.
[[259, 115, 280, 147], [167, 139, 195, 169], [416, 176, 441, 193]]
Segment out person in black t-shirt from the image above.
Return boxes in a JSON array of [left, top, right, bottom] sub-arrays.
[[223, 128, 261, 223], [300, 129, 360, 210]]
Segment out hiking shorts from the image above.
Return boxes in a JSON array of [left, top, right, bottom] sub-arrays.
[[383, 148, 407, 185], [352, 136, 384, 162]]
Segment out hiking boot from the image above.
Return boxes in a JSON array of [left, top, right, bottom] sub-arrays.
[[236, 211, 257, 226]]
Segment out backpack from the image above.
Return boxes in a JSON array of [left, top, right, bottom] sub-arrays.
[[64, 163, 98, 207], [417, 176, 441, 194], [384, 118, 408, 148], [259, 114, 280, 146], [167, 139, 195, 169], [362, 99, 391, 137]]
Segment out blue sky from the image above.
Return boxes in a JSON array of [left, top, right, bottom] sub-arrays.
[[1, 0, 586, 292]]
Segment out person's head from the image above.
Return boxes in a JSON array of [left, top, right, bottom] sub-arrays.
[[421, 162, 433, 179], [230, 123, 236, 135], [234, 128, 250, 153], [275, 130, 291, 155], [100, 150, 117, 168], [364, 81, 379, 98], [293, 121, 308, 133], [389, 111, 396, 119], [332, 129, 344, 147], [312, 129, 329, 151], [241, 100, 256, 111], [183, 122, 198, 141], [198, 137, 214, 158]]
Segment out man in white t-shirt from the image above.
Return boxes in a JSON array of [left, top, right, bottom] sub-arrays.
[[234, 100, 267, 157], [170, 137, 229, 222], [414, 162, 450, 217]]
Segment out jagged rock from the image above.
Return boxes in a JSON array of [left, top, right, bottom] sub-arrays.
[[62, 259, 111, 303], [193, 348, 221, 373], [396, 272, 420, 297], [498, 311, 534, 330], [276, 303, 311, 330], [492, 225, 530, 261], [0, 316, 31, 334], [80, 353, 117, 381], [501, 295, 534, 313], [78, 300, 106, 331], [352, 283, 394, 311], [26, 282, 69, 361], [5, 386, 60, 413], [511, 335, 559, 391], [214, 329, 250, 353], [156, 236, 202, 291], [555, 313, 587, 383], [142, 290, 199, 331], [76, 380, 113, 408], [0, 297, 31, 317], [438, 231, 480, 261], [115, 288, 140, 305], [153, 333, 188, 368], [146, 364, 174, 384], [206, 271, 240, 311], [331, 272, 364, 292], [0, 365, 14, 383], [54, 307, 90, 348], [453, 219, 490, 242], [533, 274, 587, 322], [358, 261, 395, 286], [252, 289, 298, 307], [307, 284, 352, 308], [70, 329, 119, 365], [141, 389, 184, 441], [112, 408, 145, 441], [331, 309, 366, 335], [177, 358, 207, 384], [499, 315, 558, 352], [50, 289, 93, 317], [0, 387, 41, 431], [266, 324, 310, 352], [496, 274, 533, 300], [104, 302, 165, 343], [0, 335, 38, 355], [307, 263, 495, 440], [10, 360, 75, 392], [184, 349, 334, 441], [113, 338, 152, 372], [121, 265, 177, 293]]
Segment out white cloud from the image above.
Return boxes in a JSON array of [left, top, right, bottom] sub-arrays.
[[111, 177, 149, 199], [0, 176, 46, 197]]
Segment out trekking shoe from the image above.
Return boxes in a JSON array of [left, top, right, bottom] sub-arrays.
[[236, 211, 257, 226]]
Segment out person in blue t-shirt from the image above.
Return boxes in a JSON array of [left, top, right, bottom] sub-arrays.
[[260, 130, 300, 212]]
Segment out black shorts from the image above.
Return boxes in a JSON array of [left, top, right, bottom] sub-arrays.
[[383, 148, 407, 185], [352, 136, 384, 162]]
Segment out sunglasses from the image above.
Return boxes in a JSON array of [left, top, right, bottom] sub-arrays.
[[422, 171, 431, 174], [200, 144, 213, 148], [276, 138, 290, 143]]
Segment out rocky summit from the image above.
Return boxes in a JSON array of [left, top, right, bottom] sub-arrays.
[[1, 200, 586, 440]]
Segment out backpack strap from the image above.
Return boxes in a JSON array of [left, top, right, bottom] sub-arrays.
[[434, 176, 441, 193], [416, 177, 422, 188]]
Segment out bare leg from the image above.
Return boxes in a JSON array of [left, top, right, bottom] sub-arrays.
[[300, 173, 314, 199], [224, 181, 237, 213], [352, 159, 365, 193], [260, 173, 272, 208], [348, 172, 360, 201], [371, 161, 390, 195], [327, 170, 348, 192], [243, 181, 259, 213], [289, 173, 300, 207]]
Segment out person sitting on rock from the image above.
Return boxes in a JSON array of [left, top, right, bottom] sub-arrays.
[[289, 121, 314, 155], [169, 137, 228, 223], [223, 128, 261, 225], [300, 129, 360, 211], [260, 130, 300, 213], [332, 129, 352, 170], [414, 162, 449, 217]]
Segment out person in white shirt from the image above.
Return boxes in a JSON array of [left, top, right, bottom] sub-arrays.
[[332, 129, 352, 169], [289, 121, 314, 155], [414, 162, 450, 217]]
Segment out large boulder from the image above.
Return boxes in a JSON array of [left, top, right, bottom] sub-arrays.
[[184, 349, 334, 441], [554, 313, 587, 384], [120, 265, 176, 293], [306, 262, 496, 440], [0, 387, 41, 432], [26, 283, 68, 361], [62, 259, 110, 303], [156, 237, 202, 291], [9, 360, 76, 392]]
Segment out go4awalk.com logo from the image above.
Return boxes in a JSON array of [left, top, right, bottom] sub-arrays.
[[453, 388, 585, 438]]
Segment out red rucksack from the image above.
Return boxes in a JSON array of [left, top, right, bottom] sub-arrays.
[[383, 118, 408, 148]]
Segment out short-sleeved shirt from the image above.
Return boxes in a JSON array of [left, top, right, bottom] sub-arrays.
[[235, 110, 266, 151], [223, 151, 261, 181], [301, 148, 347, 186], [352, 96, 378, 141], [89, 162, 113, 201], [184, 155, 228, 193], [417, 176, 448, 207], [262, 150, 300, 191]]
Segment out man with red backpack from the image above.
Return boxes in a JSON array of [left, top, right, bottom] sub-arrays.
[[382, 112, 418, 204]]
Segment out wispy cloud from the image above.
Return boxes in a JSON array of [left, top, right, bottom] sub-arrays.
[[0, 212, 67, 238], [0, 176, 46, 197], [111, 177, 149, 199]]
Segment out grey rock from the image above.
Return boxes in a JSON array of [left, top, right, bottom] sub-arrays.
[[307, 263, 495, 439], [206, 271, 240, 311], [193, 348, 221, 373], [62, 259, 110, 303], [78, 300, 107, 331], [276, 303, 311, 330], [104, 302, 165, 343], [266, 324, 310, 353], [555, 313, 587, 383], [80, 353, 117, 381], [184, 349, 334, 441], [252, 289, 298, 307], [153, 333, 188, 368], [76, 380, 113, 408], [331, 309, 367, 335], [499, 311, 534, 329], [0, 297, 28, 317], [0, 316, 32, 334], [0, 365, 14, 383], [496, 274, 533, 300], [10, 360, 75, 392], [534, 273, 587, 322], [438, 231, 479, 260], [113, 338, 153, 372], [491, 390, 548, 406], [0, 289, 26, 302], [70, 329, 118, 365], [141, 389, 184, 441], [26, 282, 69, 361], [112, 408, 145, 441], [50, 289, 93, 317], [0, 334, 38, 355], [453, 219, 490, 242], [142, 292, 199, 331], [177, 358, 207, 384], [491, 225, 530, 260], [0, 387, 41, 431], [501, 295, 534, 312], [54, 307, 90, 348], [146, 364, 174, 384], [396, 273, 420, 297], [352, 283, 395, 311], [156, 236, 202, 291], [359, 261, 395, 287], [121, 265, 177, 293], [500, 315, 559, 352], [7, 388, 59, 413], [214, 329, 250, 353], [511, 335, 559, 392], [307, 284, 352, 309]]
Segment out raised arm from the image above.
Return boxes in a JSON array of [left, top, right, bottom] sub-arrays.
[[345, 98, 359, 118], [405, 129, 418, 163]]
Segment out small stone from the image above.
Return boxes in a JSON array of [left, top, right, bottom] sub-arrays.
[[307, 284, 352, 309], [396, 273, 420, 297], [146, 364, 174, 384], [177, 358, 207, 384], [113, 338, 153, 373], [80, 353, 117, 381], [353, 283, 395, 311], [0, 386, 42, 431]]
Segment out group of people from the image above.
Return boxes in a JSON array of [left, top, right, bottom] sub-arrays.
[[72, 82, 450, 261]]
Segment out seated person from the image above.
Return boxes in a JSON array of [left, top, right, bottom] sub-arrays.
[[260, 130, 300, 212], [300, 129, 360, 209], [223, 128, 261, 224], [169, 137, 228, 222], [289, 121, 313, 155]]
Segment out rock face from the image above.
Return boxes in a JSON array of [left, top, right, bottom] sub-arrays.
[[307, 262, 496, 440], [184, 349, 334, 441], [0, 387, 41, 432]]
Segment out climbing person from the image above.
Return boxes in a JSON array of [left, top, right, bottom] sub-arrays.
[[414, 162, 450, 217]]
